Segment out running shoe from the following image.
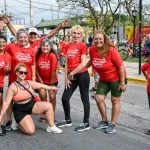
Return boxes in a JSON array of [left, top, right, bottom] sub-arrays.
[[75, 123, 90, 132], [5, 120, 12, 131], [46, 125, 62, 134], [105, 124, 116, 134], [0, 125, 6, 136], [93, 121, 109, 129], [56, 119, 72, 127]]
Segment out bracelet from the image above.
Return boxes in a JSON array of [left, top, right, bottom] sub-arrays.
[[120, 81, 125, 82], [32, 77, 36, 79]]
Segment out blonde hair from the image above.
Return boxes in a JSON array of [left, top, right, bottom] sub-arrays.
[[71, 25, 85, 37], [15, 63, 26, 72], [93, 30, 117, 57]]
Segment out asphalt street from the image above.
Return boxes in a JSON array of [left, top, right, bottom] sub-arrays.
[[0, 74, 150, 150]]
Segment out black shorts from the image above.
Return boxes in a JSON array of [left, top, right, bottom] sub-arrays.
[[0, 87, 3, 93], [13, 100, 36, 123]]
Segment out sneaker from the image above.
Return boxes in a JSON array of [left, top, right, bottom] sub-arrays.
[[75, 123, 90, 132], [56, 119, 72, 127], [105, 124, 116, 134], [146, 130, 150, 135], [93, 121, 109, 129], [89, 87, 96, 92], [5, 120, 12, 131], [38, 117, 46, 122], [46, 125, 63, 134], [0, 125, 6, 136], [11, 123, 18, 131]]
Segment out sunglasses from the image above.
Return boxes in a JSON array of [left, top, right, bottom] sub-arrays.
[[30, 32, 37, 36], [18, 71, 28, 75]]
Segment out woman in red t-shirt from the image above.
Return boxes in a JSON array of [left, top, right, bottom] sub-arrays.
[[0, 35, 11, 136], [141, 52, 150, 135], [36, 39, 58, 122], [87, 30, 126, 134], [57, 25, 90, 132], [59, 36, 68, 67]]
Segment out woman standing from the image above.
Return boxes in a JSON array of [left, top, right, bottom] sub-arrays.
[[0, 63, 62, 135], [36, 39, 58, 122], [87, 30, 126, 134], [0, 35, 11, 136], [57, 25, 90, 132]]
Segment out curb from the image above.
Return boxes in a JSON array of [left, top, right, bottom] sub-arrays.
[[61, 68, 147, 85]]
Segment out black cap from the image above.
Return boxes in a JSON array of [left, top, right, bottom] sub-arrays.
[[0, 35, 7, 42]]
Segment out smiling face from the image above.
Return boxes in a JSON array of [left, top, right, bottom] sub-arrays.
[[16, 66, 28, 81], [71, 30, 82, 43], [29, 32, 38, 42], [41, 42, 51, 55], [0, 38, 6, 51], [17, 32, 29, 47], [93, 33, 105, 48]]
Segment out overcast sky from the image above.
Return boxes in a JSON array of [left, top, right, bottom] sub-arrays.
[[0, 0, 67, 27]]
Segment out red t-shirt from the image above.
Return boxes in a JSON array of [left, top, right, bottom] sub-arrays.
[[29, 36, 46, 53], [89, 46, 123, 82], [59, 41, 67, 56], [141, 62, 150, 92], [0, 52, 11, 87], [64, 42, 88, 73], [36, 52, 58, 84], [5, 43, 35, 82]]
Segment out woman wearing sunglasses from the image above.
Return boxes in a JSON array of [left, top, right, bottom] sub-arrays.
[[36, 39, 58, 122], [1, 28, 36, 131], [0, 35, 11, 136], [57, 25, 90, 132], [0, 63, 62, 135]]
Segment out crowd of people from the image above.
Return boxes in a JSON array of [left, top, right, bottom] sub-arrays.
[[0, 13, 131, 136]]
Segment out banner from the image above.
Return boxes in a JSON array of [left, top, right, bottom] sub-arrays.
[[126, 26, 150, 44]]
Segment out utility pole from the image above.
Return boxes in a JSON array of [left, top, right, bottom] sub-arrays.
[[51, 6, 53, 20], [4, 0, 9, 42], [117, 0, 121, 49], [30, 0, 33, 27]]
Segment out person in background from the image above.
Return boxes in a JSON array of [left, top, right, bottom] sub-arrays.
[[59, 36, 68, 68], [36, 39, 58, 122], [145, 34, 150, 53], [141, 52, 150, 135], [86, 30, 126, 134], [57, 25, 90, 132], [0, 63, 62, 135], [0, 35, 11, 136]]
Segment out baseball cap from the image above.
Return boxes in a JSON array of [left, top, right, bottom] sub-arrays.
[[28, 27, 38, 34]]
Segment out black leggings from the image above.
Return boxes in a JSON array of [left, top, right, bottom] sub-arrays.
[[62, 71, 90, 123], [147, 92, 150, 108]]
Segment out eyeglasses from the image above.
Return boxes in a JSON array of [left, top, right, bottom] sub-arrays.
[[18, 71, 28, 75], [29, 32, 37, 36]]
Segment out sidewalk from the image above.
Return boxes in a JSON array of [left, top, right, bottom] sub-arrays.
[[123, 62, 147, 85]]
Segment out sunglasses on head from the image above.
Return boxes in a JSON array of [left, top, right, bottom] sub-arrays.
[[30, 32, 37, 36], [18, 71, 28, 75]]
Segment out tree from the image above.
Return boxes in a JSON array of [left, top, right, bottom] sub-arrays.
[[56, 0, 122, 32]]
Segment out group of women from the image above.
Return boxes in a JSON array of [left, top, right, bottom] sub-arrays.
[[0, 14, 126, 136]]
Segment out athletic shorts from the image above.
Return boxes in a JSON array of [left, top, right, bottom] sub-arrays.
[[0, 87, 3, 93], [96, 80, 122, 97], [13, 100, 36, 123]]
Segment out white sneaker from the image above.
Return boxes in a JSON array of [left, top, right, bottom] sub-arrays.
[[46, 125, 63, 134], [11, 123, 18, 130]]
